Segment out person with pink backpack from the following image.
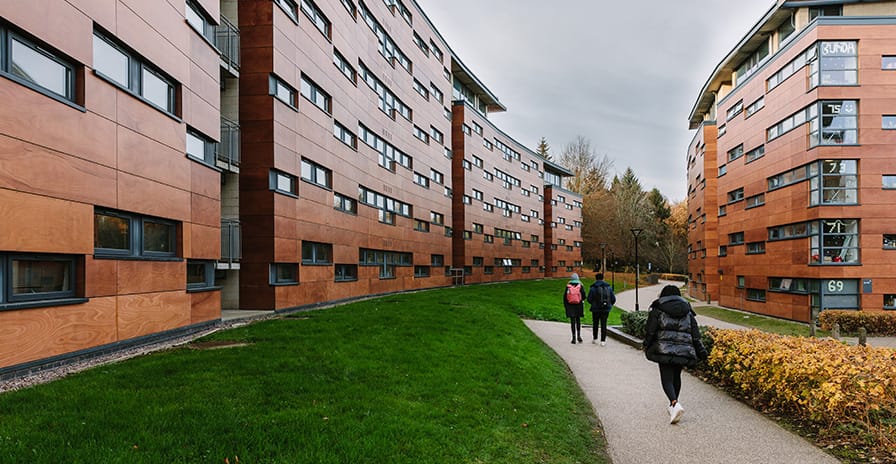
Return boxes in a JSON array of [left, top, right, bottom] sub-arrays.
[[563, 273, 587, 344]]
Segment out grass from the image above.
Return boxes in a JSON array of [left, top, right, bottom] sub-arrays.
[[692, 305, 829, 338], [0, 279, 609, 464]]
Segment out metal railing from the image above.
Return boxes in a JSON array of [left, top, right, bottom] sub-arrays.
[[220, 219, 241, 266], [217, 117, 240, 169], [216, 15, 240, 75]]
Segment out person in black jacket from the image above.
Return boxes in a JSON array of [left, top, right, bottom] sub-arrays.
[[586, 273, 616, 346], [563, 273, 587, 344], [643, 285, 708, 424]]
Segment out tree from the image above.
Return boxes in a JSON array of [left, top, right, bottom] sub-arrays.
[[559, 135, 613, 196], [536, 137, 551, 160], [661, 201, 689, 273]]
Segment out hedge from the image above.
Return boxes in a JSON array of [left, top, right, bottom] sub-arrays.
[[818, 310, 896, 336]]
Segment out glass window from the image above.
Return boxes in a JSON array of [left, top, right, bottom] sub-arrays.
[[809, 100, 857, 147], [810, 160, 858, 205], [186, 260, 215, 290], [809, 41, 857, 88], [94, 209, 177, 259], [884, 175, 896, 189], [270, 170, 298, 196], [141, 66, 173, 111], [810, 219, 859, 264], [883, 56, 896, 70], [9, 256, 73, 299], [186, 129, 216, 165], [335, 264, 357, 282], [883, 115, 896, 129], [884, 234, 896, 249], [93, 31, 177, 114], [275, 0, 299, 21], [885, 294, 896, 310], [270, 263, 298, 284], [301, 0, 331, 38], [10, 35, 72, 99], [300, 74, 331, 113], [302, 241, 333, 264], [93, 33, 129, 86], [270, 75, 296, 108], [301, 158, 332, 189]]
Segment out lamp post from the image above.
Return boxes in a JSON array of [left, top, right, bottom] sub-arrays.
[[631, 228, 643, 311], [599, 242, 606, 275], [611, 254, 616, 288]]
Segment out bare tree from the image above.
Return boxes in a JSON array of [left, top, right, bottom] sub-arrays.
[[559, 135, 613, 196]]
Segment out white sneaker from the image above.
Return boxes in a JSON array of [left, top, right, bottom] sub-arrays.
[[592, 339, 597, 344], [600, 341, 606, 346], [669, 403, 684, 424]]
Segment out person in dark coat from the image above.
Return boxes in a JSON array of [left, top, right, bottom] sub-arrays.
[[563, 273, 586, 344], [587, 273, 616, 346], [643, 285, 708, 424]]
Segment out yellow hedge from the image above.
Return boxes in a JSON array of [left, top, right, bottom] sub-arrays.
[[705, 329, 895, 445], [818, 310, 896, 336]]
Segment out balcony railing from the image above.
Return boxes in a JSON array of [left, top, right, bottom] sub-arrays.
[[216, 15, 240, 75], [220, 219, 241, 268], [217, 117, 240, 170]]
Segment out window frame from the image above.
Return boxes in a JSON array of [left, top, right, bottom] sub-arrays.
[[270, 169, 299, 197], [93, 30, 177, 116], [1, 253, 79, 306], [269, 74, 298, 109], [301, 241, 333, 265], [301, 0, 332, 39], [1, 25, 79, 105], [186, 127, 218, 167], [94, 208, 178, 260], [300, 73, 332, 114], [335, 264, 358, 282], [270, 263, 299, 285], [301, 158, 332, 189], [186, 260, 217, 291]]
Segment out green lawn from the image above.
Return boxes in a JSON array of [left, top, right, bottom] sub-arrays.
[[0, 279, 609, 464], [692, 305, 829, 338]]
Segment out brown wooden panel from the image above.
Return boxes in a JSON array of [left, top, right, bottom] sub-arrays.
[[191, 192, 220, 227], [0, 0, 93, 65], [118, 260, 185, 294], [117, 291, 191, 340], [116, 125, 191, 192], [189, 223, 220, 259], [0, 188, 92, 253], [117, 171, 191, 221], [0, 297, 116, 369], [190, 290, 221, 324], [85, 256, 119, 297], [116, 0, 188, 84]]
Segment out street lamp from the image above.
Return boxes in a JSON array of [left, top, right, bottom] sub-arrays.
[[611, 254, 616, 288], [631, 228, 643, 311], [599, 242, 606, 275]]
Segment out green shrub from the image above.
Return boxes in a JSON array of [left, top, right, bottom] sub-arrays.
[[818, 310, 896, 336], [620, 311, 648, 339], [659, 273, 688, 282]]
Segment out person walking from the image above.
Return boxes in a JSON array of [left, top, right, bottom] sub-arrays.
[[563, 273, 586, 344], [586, 273, 615, 346], [642, 285, 708, 424]]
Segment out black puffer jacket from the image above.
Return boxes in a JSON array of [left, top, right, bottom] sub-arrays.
[[643, 295, 708, 367]]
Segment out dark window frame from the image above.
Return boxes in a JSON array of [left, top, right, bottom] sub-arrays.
[[186, 260, 218, 291], [335, 263, 358, 282], [301, 241, 333, 265], [93, 30, 178, 116], [1, 253, 79, 305], [94, 208, 178, 260], [270, 263, 299, 285], [1, 24, 80, 106], [270, 169, 299, 197]]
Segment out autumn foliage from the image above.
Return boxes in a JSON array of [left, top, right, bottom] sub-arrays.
[[818, 310, 896, 336], [702, 329, 896, 448]]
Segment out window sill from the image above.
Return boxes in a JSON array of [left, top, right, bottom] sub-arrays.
[[0, 297, 88, 312], [187, 154, 223, 172], [93, 254, 182, 262], [93, 70, 181, 122], [186, 286, 222, 293]]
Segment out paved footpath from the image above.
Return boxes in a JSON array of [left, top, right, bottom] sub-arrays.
[[525, 281, 842, 464]]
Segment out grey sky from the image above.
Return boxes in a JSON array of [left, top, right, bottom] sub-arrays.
[[417, 0, 775, 201]]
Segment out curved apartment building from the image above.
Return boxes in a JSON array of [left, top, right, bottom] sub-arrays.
[[687, 0, 896, 322], [0, 0, 582, 375]]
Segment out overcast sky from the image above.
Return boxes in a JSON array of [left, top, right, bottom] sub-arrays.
[[416, 0, 776, 201]]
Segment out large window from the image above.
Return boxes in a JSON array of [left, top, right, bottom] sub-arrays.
[[809, 41, 858, 88], [301, 158, 332, 189], [1, 25, 77, 103], [334, 192, 357, 214], [808, 100, 857, 147], [809, 160, 857, 206], [300, 74, 331, 114], [186, 0, 216, 43], [810, 219, 859, 264], [360, 248, 411, 279], [270, 169, 298, 196], [270, 263, 298, 285], [301, 0, 331, 39], [269, 74, 297, 109], [94, 209, 177, 259], [335, 264, 357, 282], [93, 31, 177, 114], [1, 253, 78, 306]]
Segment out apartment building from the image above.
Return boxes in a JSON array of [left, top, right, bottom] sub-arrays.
[[687, 0, 896, 322], [0, 0, 582, 375]]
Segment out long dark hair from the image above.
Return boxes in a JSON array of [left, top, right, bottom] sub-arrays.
[[659, 285, 681, 298]]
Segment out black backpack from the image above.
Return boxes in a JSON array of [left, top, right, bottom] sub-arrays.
[[592, 285, 612, 310]]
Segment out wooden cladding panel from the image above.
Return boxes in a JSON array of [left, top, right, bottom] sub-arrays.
[[117, 260, 185, 294], [116, 125, 191, 192], [189, 223, 220, 260], [190, 290, 220, 325], [117, 291, 191, 340], [0, 297, 117, 368], [0, 188, 93, 253]]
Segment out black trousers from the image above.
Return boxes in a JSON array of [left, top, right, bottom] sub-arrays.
[[658, 363, 683, 404], [569, 317, 581, 339], [591, 311, 609, 341]]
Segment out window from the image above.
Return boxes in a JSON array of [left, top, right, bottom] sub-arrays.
[[809, 160, 857, 206], [746, 289, 766, 302], [275, 0, 299, 22], [413, 126, 429, 144], [94, 209, 177, 258], [808, 100, 857, 147], [430, 83, 443, 103], [412, 32, 429, 56], [358, 3, 412, 74], [768, 164, 812, 191], [883, 115, 896, 129], [768, 222, 811, 241], [746, 193, 765, 209], [1, 25, 77, 103], [301, 0, 331, 39], [333, 50, 357, 84], [745, 97, 764, 118], [360, 248, 411, 279], [883, 56, 896, 70], [270, 170, 298, 196], [718, 205, 727, 216], [728, 232, 745, 245], [885, 294, 896, 310], [269, 74, 297, 109], [727, 188, 744, 203], [718, 165, 727, 177], [768, 46, 811, 91], [413, 172, 430, 188], [1, 253, 78, 306], [767, 104, 815, 142], [340, 0, 356, 18], [335, 264, 357, 282], [301, 74, 331, 113], [186, 128, 217, 166], [769, 277, 811, 294], [744, 145, 765, 164], [430, 169, 444, 184], [430, 211, 444, 225], [430, 126, 444, 144], [270, 263, 298, 284], [334, 121, 357, 149], [746, 242, 766, 254], [726, 100, 743, 120], [808, 41, 857, 88], [727, 144, 744, 162], [186, 260, 216, 290], [718, 245, 727, 257], [301, 158, 332, 189], [414, 266, 430, 278], [359, 186, 412, 219], [809, 5, 842, 21], [736, 276, 745, 288], [735, 37, 769, 84], [884, 175, 896, 189], [93, 31, 177, 114], [334, 192, 357, 214], [883, 234, 896, 249], [810, 219, 859, 264], [414, 219, 430, 232], [302, 241, 332, 264], [718, 124, 726, 138], [186, 1, 216, 43]]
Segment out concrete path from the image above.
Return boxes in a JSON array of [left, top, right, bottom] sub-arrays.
[[525, 318, 840, 463]]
